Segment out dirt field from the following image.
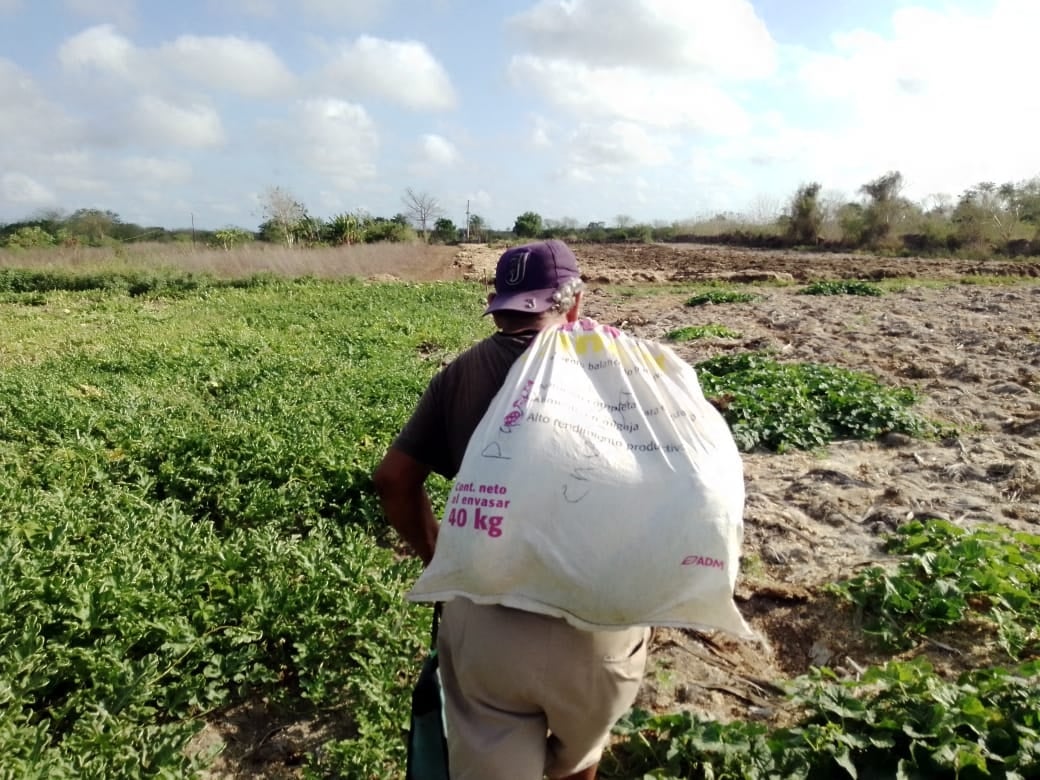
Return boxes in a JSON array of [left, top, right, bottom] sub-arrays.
[[197, 241, 1040, 776], [450, 242, 1040, 722]]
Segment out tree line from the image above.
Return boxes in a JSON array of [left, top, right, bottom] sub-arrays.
[[4, 173, 1040, 257]]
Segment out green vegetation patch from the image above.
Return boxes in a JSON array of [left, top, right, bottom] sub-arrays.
[[685, 289, 760, 306], [695, 351, 931, 452], [800, 279, 885, 296], [829, 519, 1040, 657], [606, 658, 1040, 779], [0, 273, 490, 776], [0, 267, 279, 296], [665, 324, 741, 342]]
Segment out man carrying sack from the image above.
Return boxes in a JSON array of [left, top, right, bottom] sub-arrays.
[[374, 240, 747, 779]]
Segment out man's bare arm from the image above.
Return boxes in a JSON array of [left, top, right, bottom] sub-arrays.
[[372, 447, 438, 565]]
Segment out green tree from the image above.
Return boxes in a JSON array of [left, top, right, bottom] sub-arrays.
[[837, 202, 867, 245], [859, 171, 908, 246], [323, 212, 365, 246], [67, 208, 120, 245], [513, 211, 543, 238], [363, 218, 416, 243], [467, 213, 486, 242], [3, 225, 55, 248], [783, 182, 823, 245], [212, 227, 253, 251], [433, 217, 457, 244]]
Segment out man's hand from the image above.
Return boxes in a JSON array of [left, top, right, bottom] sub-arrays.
[[372, 447, 438, 565]]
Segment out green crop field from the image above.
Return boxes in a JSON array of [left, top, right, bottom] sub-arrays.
[[2, 270, 1038, 778]]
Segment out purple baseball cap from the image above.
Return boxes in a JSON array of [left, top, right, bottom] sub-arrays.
[[484, 239, 582, 315]]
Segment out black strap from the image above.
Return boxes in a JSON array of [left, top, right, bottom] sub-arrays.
[[430, 602, 443, 649]]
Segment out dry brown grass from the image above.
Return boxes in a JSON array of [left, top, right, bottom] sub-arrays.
[[0, 241, 467, 281]]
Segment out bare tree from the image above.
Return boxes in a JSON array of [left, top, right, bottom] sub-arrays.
[[401, 188, 443, 241], [259, 186, 307, 247]]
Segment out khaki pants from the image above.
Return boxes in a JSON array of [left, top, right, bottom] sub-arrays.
[[437, 598, 649, 780]]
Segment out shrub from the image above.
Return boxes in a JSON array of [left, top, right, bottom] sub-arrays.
[[665, 324, 740, 341], [685, 290, 759, 306], [799, 280, 884, 296], [695, 352, 930, 452]]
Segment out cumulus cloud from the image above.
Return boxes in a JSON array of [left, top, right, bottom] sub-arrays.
[[130, 96, 226, 148], [788, 0, 1040, 197], [510, 57, 750, 135], [325, 35, 456, 110], [510, 0, 775, 78], [60, 25, 296, 99], [0, 59, 82, 148], [59, 24, 139, 77], [1, 173, 56, 207], [419, 134, 459, 166], [561, 121, 674, 181], [506, 0, 772, 136], [118, 157, 192, 183], [159, 35, 296, 97], [284, 98, 381, 187]]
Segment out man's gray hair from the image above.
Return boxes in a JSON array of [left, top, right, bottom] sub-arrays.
[[551, 277, 585, 313]]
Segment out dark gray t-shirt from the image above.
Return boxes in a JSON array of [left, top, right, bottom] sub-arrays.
[[393, 331, 536, 478]]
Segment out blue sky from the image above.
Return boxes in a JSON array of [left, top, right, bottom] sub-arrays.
[[0, 0, 1034, 231]]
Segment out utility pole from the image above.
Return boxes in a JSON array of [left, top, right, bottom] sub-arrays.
[[465, 200, 471, 242]]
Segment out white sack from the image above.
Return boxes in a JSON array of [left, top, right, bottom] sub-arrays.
[[409, 319, 752, 637]]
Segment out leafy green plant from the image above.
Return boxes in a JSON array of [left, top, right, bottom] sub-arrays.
[[607, 659, 1040, 779], [800, 280, 884, 296], [829, 519, 1040, 656], [685, 289, 759, 306], [695, 351, 931, 452], [665, 324, 741, 341], [0, 273, 489, 775]]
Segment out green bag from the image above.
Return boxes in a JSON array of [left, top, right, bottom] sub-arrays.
[[406, 605, 449, 780]]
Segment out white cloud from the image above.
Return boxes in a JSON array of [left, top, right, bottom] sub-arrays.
[[509, 0, 775, 79], [787, 0, 1040, 197], [58, 24, 139, 78], [159, 35, 296, 98], [118, 157, 192, 183], [64, 0, 136, 28], [325, 35, 456, 111], [130, 96, 225, 148], [0, 59, 82, 148], [561, 121, 674, 181], [509, 56, 750, 135], [1, 173, 56, 207], [285, 98, 381, 187], [419, 134, 459, 166], [60, 25, 296, 99]]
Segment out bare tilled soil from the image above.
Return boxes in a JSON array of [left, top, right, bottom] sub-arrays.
[[453, 242, 1040, 722], [199, 242, 1040, 777]]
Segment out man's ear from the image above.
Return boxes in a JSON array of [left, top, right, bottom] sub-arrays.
[[487, 292, 496, 306], [564, 291, 583, 322]]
